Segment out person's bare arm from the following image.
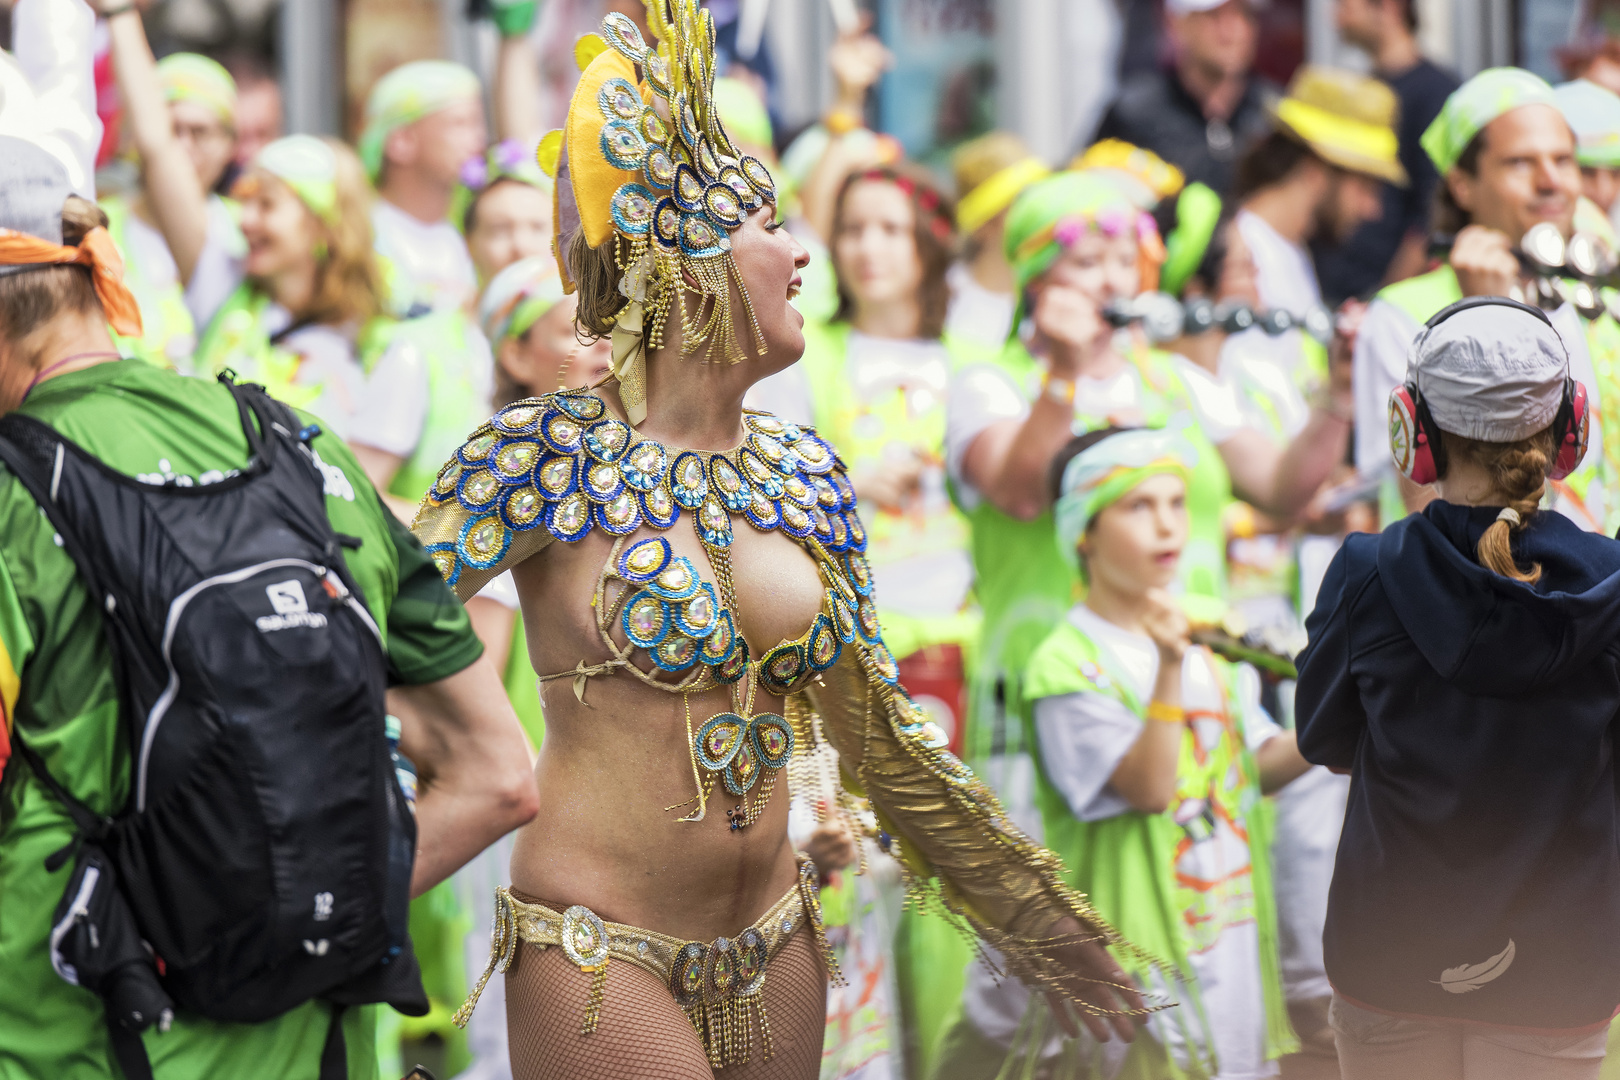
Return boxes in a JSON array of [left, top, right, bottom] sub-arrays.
[[493, 32, 543, 145], [348, 443, 417, 523], [99, 4, 212, 283], [961, 284, 1113, 520], [389, 655, 539, 896], [1255, 730, 1312, 795], [465, 595, 516, 676], [1105, 591, 1186, 813]]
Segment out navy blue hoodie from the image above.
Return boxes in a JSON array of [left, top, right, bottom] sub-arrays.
[[1296, 501, 1620, 1029]]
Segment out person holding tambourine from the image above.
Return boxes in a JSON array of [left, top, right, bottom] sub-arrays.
[[1295, 295, 1620, 1079]]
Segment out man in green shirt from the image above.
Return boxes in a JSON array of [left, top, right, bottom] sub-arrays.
[[0, 137, 538, 1079]]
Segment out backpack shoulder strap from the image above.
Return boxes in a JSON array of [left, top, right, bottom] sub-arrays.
[[0, 414, 110, 599]]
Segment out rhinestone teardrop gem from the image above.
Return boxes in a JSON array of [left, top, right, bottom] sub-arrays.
[[495, 442, 539, 477], [463, 470, 499, 506], [435, 461, 462, 496], [506, 488, 541, 526], [539, 457, 573, 495]]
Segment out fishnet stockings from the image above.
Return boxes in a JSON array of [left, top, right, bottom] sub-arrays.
[[504, 893, 827, 1080]]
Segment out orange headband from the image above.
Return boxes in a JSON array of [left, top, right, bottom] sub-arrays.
[[0, 227, 144, 338]]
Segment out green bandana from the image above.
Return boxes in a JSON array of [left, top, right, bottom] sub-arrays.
[[254, 135, 339, 225], [1422, 67, 1558, 175], [1160, 182, 1222, 298], [158, 53, 236, 127], [1054, 428, 1196, 571], [358, 60, 482, 179], [713, 77, 773, 153], [1004, 171, 1146, 295], [479, 255, 564, 343], [1555, 79, 1620, 169]]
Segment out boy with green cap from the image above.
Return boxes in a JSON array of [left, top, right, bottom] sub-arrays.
[[362, 59, 488, 317], [1352, 67, 1619, 531], [936, 427, 1308, 1078]]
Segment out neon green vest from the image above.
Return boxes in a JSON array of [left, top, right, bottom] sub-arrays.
[[100, 194, 198, 371], [1022, 619, 1297, 1075], [797, 320, 979, 657], [195, 286, 395, 411], [959, 341, 1232, 766], [383, 310, 494, 503]]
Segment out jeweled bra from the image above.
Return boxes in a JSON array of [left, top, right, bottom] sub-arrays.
[[418, 387, 912, 828]]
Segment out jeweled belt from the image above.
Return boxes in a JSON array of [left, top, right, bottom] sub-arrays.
[[454, 857, 843, 1068]]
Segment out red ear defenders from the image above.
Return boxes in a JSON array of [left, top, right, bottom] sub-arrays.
[[1388, 296, 1589, 485]]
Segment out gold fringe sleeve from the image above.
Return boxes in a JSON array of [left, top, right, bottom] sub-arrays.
[[802, 556, 1160, 1011]]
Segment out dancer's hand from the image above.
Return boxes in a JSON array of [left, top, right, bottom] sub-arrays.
[[1041, 916, 1147, 1043], [805, 818, 857, 879]]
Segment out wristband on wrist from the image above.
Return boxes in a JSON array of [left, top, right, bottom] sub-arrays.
[[102, 1, 138, 18], [824, 109, 863, 137], [1145, 700, 1185, 724], [1042, 373, 1076, 407]]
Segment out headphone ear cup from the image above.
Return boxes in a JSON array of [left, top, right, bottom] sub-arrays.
[[1549, 379, 1590, 481], [1389, 384, 1437, 484]]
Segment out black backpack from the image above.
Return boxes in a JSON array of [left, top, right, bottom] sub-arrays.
[[0, 376, 426, 1080]]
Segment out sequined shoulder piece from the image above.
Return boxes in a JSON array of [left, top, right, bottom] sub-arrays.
[[411, 389, 869, 600]]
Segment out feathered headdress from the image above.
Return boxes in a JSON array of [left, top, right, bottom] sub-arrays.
[[539, 1, 779, 425]]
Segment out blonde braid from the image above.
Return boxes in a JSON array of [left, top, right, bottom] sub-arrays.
[[1449, 427, 1558, 585]]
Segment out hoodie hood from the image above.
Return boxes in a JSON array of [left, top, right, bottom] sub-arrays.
[[1377, 501, 1620, 695]]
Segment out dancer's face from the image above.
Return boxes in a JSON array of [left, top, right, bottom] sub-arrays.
[[725, 206, 811, 378], [1079, 474, 1188, 595]]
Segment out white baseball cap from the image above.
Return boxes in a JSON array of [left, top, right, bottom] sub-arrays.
[[1165, 0, 1261, 16], [1408, 299, 1572, 443]]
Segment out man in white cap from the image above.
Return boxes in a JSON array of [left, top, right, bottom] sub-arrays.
[[361, 60, 489, 316], [1351, 68, 1609, 531], [1093, 0, 1275, 197]]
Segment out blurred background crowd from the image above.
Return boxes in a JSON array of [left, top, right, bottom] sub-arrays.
[[10, 0, 1620, 1077]]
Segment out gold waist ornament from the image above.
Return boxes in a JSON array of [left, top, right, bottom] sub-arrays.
[[454, 857, 843, 1068]]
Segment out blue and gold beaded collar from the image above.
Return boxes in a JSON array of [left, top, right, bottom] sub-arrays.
[[415, 387, 867, 595]]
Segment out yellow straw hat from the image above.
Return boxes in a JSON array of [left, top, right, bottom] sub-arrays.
[[952, 132, 1050, 235], [1268, 66, 1408, 186]]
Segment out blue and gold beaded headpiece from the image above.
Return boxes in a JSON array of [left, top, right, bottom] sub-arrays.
[[541, 1, 778, 426]]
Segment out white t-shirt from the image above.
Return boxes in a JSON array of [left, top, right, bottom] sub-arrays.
[[747, 332, 974, 618], [944, 349, 1246, 511], [372, 200, 478, 316], [347, 325, 494, 461], [944, 261, 1016, 352], [1232, 209, 1322, 387], [1352, 296, 1606, 530]]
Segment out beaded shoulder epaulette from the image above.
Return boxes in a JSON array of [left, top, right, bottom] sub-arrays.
[[418, 386, 870, 582]]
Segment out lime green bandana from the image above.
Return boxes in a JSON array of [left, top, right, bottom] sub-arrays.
[[1054, 428, 1196, 571], [1160, 182, 1222, 298], [358, 60, 483, 179], [479, 255, 564, 343], [1422, 67, 1558, 175], [1004, 171, 1155, 295], [157, 53, 237, 128], [253, 135, 339, 225], [1555, 80, 1620, 169], [713, 77, 773, 153]]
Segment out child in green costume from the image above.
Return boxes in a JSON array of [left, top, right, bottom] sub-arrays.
[[940, 427, 1308, 1079]]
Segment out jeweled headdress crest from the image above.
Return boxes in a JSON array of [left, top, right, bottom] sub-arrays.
[[541, 0, 779, 425]]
